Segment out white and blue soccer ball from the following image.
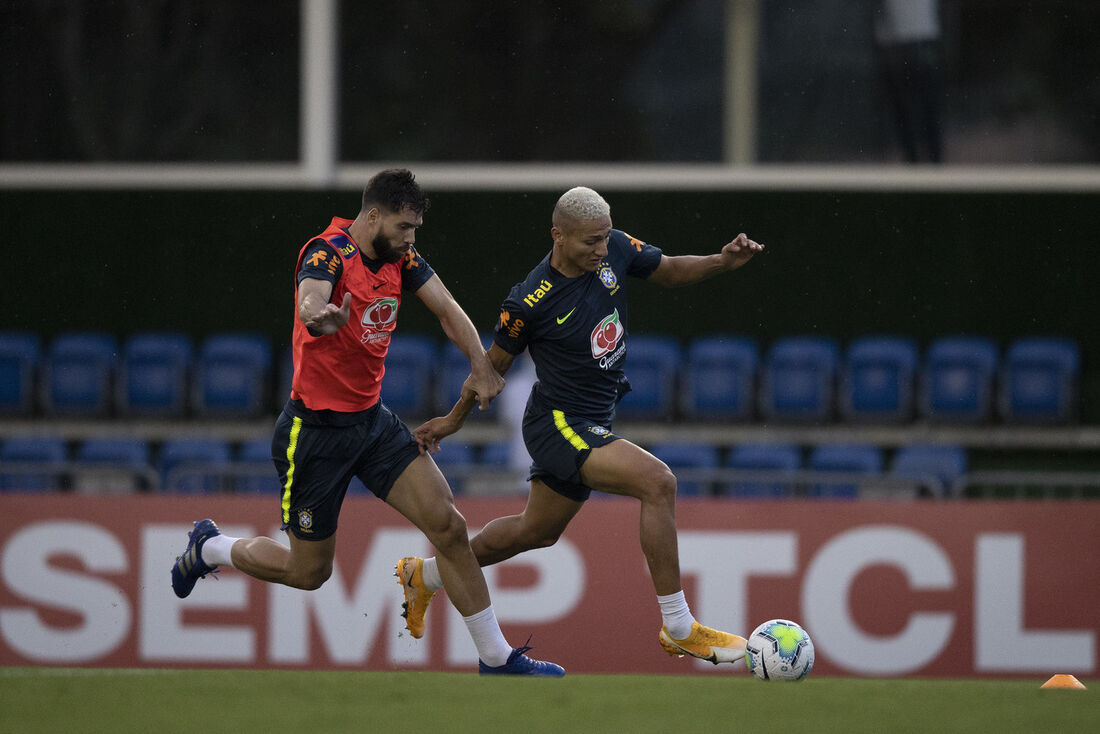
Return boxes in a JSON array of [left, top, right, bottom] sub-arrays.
[[745, 619, 815, 681]]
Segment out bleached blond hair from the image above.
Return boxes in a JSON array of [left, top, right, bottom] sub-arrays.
[[553, 186, 610, 225]]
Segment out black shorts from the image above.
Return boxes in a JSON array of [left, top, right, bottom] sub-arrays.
[[271, 399, 420, 541], [522, 402, 620, 502]]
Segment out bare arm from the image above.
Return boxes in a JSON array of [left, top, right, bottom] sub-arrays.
[[414, 343, 516, 454], [297, 277, 352, 334], [415, 274, 505, 411], [647, 233, 764, 288]]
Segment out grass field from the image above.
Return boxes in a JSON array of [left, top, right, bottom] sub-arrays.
[[1, 668, 1093, 734]]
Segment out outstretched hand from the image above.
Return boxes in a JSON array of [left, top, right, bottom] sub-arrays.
[[413, 415, 459, 455], [304, 292, 352, 334], [720, 233, 764, 270]]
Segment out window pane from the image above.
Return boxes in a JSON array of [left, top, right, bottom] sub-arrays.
[[0, 0, 299, 161], [339, 0, 724, 162], [756, 0, 1100, 163]]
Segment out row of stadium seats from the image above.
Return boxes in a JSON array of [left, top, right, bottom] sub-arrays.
[[0, 436, 277, 494], [0, 435, 517, 495], [647, 441, 967, 498], [620, 334, 1079, 425], [0, 332, 275, 420], [0, 331, 1081, 424], [0, 434, 966, 498]]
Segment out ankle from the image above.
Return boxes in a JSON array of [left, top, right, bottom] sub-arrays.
[[422, 557, 444, 591], [657, 590, 696, 640]]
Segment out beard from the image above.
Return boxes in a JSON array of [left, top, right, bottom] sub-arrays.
[[372, 233, 407, 264]]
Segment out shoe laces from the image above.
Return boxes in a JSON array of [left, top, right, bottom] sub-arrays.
[[510, 635, 536, 661]]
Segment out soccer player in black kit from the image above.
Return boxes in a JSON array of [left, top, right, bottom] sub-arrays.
[[396, 186, 763, 664]]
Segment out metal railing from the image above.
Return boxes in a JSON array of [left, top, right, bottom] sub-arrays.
[[953, 471, 1100, 500], [0, 461, 160, 493], [4, 462, 1100, 500]]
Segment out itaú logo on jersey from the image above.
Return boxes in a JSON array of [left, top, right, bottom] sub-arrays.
[[361, 297, 398, 344], [591, 309, 625, 368]]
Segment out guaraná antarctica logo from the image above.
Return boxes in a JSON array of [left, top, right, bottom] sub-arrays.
[[590, 309, 625, 367], [361, 297, 398, 344]]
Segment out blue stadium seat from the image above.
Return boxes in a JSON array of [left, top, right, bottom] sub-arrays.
[[192, 333, 273, 418], [997, 337, 1079, 424], [650, 442, 719, 496], [428, 441, 476, 493], [117, 332, 193, 417], [721, 443, 801, 498], [0, 331, 41, 417], [479, 440, 533, 484], [759, 336, 840, 424], [890, 444, 968, 498], [0, 436, 67, 492], [680, 336, 759, 421], [159, 438, 232, 493], [807, 444, 883, 498], [435, 334, 497, 418], [41, 332, 118, 417], [381, 334, 438, 417], [919, 336, 999, 423], [74, 437, 154, 492], [615, 335, 682, 421], [479, 442, 511, 466], [840, 336, 919, 424], [236, 438, 281, 494], [76, 437, 151, 465]]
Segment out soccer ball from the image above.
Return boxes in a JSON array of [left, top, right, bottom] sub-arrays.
[[745, 619, 815, 681]]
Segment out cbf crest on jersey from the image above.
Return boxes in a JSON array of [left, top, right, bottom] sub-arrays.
[[597, 264, 618, 291], [298, 509, 314, 531]]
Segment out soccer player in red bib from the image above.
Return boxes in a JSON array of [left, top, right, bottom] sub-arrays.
[[400, 186, 764, 665], [171, 169, 563, 676]]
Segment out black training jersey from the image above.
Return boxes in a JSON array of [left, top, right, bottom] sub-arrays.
[[493, 229, 663, 424]]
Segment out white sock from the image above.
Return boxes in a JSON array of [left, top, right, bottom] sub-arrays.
[[658, 590, 697, 640], [463, 605, 513, 667], [422, 557, 444, 591], [200, 534, 239, 568]]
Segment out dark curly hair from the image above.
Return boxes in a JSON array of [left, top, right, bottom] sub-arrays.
[[361, 168, 430, 215]]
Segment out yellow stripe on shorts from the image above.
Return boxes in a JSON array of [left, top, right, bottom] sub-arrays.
[[553, 409, 590, 451], [281, 416, 303, 524]]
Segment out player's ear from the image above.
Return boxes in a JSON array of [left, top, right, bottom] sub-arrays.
[[550, 225, 562, 245]]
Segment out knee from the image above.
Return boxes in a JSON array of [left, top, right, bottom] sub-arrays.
[[523, 529, 562, 551], [291, 561, 332, 591], [426, 507, 470, 552], [516, 514, 566, 551], [643, 465, 678, 503]]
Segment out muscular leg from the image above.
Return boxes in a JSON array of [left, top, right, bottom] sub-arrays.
[[580, 439, 681, 596], [231, 532, 335, 591], [384, 454, 491, 617], [469, 479, 584, 566]]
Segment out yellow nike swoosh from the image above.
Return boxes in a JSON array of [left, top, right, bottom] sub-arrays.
[[556, 307, 576, 325]]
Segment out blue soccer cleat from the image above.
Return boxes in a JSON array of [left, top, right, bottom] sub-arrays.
[[171, 518, 221, 599], [479, 641, 565, 677]]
